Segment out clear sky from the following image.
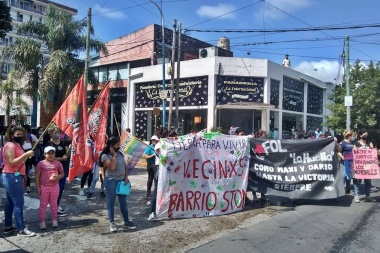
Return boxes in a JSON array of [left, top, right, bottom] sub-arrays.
[[55, 0, 380, 83]]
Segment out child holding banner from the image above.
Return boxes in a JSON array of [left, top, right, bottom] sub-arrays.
[[353, 129, 375, 203]]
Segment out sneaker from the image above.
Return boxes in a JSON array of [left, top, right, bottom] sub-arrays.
[[17, 228, 36, 237], [87, 192, 93, 199], [79, 189, 84, 196], [39, 222, 46, 230], [146, 193, 151, 198], [52, 220, 58, 228], [146, 200, 151, 206], [58, 207, 67, 216], [100, 191, 106, 197], [109, 222, 117, 232], [3, 226, 18, 234], [364, 196, 376, 202], [148, 212, 157, 221], [354, 196, 360, 203], [124, 221, 136, 230]]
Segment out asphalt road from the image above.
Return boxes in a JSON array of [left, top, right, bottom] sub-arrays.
[[187, 188, 380, 253]]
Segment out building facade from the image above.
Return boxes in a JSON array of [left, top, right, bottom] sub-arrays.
[[89, 24, 233, 134], [0, 0, 77, 126], [127, 56, 333, 140]]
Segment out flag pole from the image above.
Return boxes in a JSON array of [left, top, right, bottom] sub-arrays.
[[114, 113, 121, 137]]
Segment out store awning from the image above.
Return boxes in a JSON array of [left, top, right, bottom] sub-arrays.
[[215, 102, 275, 110]]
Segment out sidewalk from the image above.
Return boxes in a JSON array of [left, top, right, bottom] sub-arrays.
[[0, 168, 285, 253]]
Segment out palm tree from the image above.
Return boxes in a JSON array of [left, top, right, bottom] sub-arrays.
[[2, 5, 106, 110], [0, 71, 30, 125]]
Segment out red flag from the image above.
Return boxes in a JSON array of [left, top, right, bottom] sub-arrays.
[[51, 75, 93, 182], [88, 84, 110, 161]]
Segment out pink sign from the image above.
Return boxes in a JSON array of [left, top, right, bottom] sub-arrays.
[[353, 148, 380, 179]]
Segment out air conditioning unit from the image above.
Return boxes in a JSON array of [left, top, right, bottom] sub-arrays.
[[199, 46, 219, 58]]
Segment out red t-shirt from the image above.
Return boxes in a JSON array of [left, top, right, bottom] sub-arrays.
[[2, 142, 26, 175], [36, 160, 64, 186]]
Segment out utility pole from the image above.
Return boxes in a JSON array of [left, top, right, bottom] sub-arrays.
[[175, 22, 182, 132], [168, 19, 177, 130], [84, 7, 91, 96], [345, 36, 351, 130], [148, 0, 165, 128]]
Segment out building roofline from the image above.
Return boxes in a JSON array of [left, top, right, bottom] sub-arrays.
[[37, 0, 78, 14]]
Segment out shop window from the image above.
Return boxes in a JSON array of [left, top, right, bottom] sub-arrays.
[[283, 76, 304, 112], [270, 79, 280, 108], [282, 112, 303, 139], [269, 111, 279, 139], [307, 85, 323, 115], [307, 116, 323, 132]]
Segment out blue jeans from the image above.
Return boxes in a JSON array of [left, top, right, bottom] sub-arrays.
[[89, 163, 104, 193], [150, 165, 159, 213], [104, 177, 130, 224], [57, 161, 68, 206], [1, 172, 26, 231], [353, 178, 371, 197]]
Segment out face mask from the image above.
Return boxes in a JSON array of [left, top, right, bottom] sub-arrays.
[[113, 147, 120, 152], [351, 137, 356, 142], [361, 135, 368, 140], [52, 134, 60, 139], [38, 131, 43, 135], [13, 136, 23, 143]]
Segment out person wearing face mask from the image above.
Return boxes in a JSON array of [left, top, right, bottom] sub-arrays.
[[1, 126, 35, 236], [47, 127, 69, 216], [99, 136, 136, 232], [352, 128, 375, 203]]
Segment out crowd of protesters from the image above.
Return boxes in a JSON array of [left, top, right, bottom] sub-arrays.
[[0, 123, 378, 237]]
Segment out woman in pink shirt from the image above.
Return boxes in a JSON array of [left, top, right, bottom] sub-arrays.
[[35, 146, 64, 230], [1, 126, 35, 236]]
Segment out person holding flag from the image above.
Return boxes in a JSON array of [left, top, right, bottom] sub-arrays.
[[86, 81, 110, 199], [99, 137, 136, 232]]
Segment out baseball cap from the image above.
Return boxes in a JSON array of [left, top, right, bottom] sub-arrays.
[[44, 146, 56, 153], [151, 135, 159, 141]]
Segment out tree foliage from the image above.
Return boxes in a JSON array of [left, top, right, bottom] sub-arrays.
[[326, 60, 380, 146], [2, 5, 107, 109], [0, 71, 30, 125], [0, 1, 12, 38]]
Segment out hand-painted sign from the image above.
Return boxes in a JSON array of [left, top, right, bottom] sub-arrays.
[[353, 148, 379, 179], [156, 133, 250, 219]]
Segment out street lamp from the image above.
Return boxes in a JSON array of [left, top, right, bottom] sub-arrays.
[[149, 0, 166, 128]]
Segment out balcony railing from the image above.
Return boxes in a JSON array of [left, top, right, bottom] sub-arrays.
[[10, 3, 45, 15]]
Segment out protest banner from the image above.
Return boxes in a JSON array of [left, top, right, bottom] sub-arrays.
[[156, 133, 250, 219], [249, 138, 343, 199], [353, 148, 379, 179], [120, 131, 147, 171]]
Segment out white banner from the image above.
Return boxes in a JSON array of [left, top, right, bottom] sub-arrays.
[[156, 133, 250, 219]]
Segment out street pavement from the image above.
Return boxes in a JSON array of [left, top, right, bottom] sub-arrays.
[[2, 169, 380, 253], [0, 167, 279, 253], [187, 187, 380, 253]]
